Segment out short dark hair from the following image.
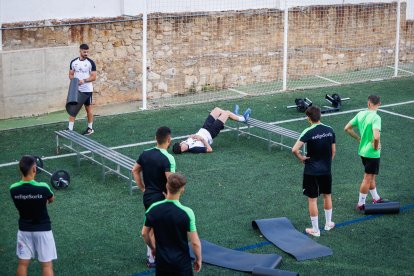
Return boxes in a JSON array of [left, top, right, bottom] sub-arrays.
[[172, 142, 182, 154], [305, 106, 321, 123], [19, 155, 36, 177], [167, 173, 187, 194], [156, 126, 171, 144], [80, 44, 89, 50], [368, 95, 380, 105]]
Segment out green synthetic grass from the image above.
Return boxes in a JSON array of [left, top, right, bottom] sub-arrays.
[[0, 77, 413, 276]]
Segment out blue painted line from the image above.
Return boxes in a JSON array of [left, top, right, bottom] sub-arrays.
[[131, 203, 414, 276], [234, 241, 271, 251]]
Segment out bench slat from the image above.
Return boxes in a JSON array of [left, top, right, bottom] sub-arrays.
[[247, 118, 300, 139], [55, 130, 135, 169]]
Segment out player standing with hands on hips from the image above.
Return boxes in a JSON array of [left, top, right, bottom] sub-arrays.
[[292, 106, 336, 237], [68, 43, 97, 135], [344, 95, 383, 211]]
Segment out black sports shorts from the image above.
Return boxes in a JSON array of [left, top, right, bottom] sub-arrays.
[[303, 174, 332, 198], [361, 156, 380, 175], [202, 115, 224, 139], [81, 92, 93, 106], [143, 192, 165, 210]]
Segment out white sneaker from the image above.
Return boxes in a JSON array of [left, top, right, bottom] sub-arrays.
[[324, 222, 335, 231], [305, 228, 320, 237]]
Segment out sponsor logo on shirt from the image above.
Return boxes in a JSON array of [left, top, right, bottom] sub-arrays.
[[312, 133, 333, 140], [14, 194, 43, 200]]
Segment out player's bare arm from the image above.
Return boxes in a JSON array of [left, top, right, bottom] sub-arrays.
[[344, 123, 361, 141], [189, 231, 202, 272], [132, 163, 145, 192], [292, 140, 309, 163], [373, 128, 381, 150]]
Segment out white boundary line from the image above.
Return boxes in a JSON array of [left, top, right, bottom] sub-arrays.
[[387, 66, 414, 75], [315, 75, 342, 85], [228, 88, 249, 96], [378, 109, 414, 120], [1, 100, 413, 169]]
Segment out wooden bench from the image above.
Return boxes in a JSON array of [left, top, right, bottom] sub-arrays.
[[55, 130, 138, 195], [226, 118, 306, 153]]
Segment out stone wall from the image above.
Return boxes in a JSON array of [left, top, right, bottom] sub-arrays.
[[2, 18, 143, 106], [1, 2, 413, 113]]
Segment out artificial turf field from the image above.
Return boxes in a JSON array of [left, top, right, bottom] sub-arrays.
[[1, 77, 413, 275]]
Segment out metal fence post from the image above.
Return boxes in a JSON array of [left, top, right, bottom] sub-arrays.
[[282, 0, 289, 91], [394, 0, 401, 77], [141, 0, 148, 109]]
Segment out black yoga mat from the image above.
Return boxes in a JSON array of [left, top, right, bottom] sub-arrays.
[[252, 217, 332, 261], [252, 266, 299, 276], [66, 78, 89, 117], [364, 201, 400, 215], [189, 239, 282, 272]]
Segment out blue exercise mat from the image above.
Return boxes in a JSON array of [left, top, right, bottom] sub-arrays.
[[252, 266, 299, 276], [189, 239, 282, 272], [252, 217, 333, 261]]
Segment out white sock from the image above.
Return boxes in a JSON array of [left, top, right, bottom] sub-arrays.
[[369, 188, 380, 201], [358, 192, 367, 206], [324, 209, 332, 225], [68, 122, 74, 130], [310, 216, 319, 232], [88, 122, 93, 129], [237, 115, 245, 122], [147, 245, 154, 262]]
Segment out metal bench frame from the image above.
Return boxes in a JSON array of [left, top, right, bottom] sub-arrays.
[[226, 118, 306, 153], [55, 130, 138, 195]]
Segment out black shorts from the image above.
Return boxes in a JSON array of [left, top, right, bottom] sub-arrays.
[[303, 174, 332, 198], [143, 193, 165, 210], [202, 115, 224, 139], [81, 92, 93, 106], [361, 156, 380, 175]]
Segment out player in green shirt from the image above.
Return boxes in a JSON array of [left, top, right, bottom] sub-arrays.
[[344, 95, 383, 211]]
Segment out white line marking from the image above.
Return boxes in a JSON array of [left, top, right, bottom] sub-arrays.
[[1, 100, 413, 168], [378, 109, 414, 120], [228, 88, 249, 96], [315, 75, 342, 85], [387, 66, 414, 75]]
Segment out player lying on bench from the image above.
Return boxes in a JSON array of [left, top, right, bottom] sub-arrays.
[[172, 106, 251, 154]]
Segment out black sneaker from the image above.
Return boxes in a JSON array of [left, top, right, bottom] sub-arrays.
[[82, 127, 94, 135]]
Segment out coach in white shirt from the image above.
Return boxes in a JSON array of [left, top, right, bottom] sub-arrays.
[[68, 44, 97, 135]]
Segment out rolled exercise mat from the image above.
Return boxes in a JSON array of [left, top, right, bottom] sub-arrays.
[[252, 266, 299, 276], [189, 239, 282, 272], [252, 217, 332, 261], [364, 201, 400, 215], [65, 78, 89, 117], [67, 77, 80, 104]]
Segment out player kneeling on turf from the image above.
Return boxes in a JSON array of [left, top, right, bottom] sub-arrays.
[[292, 106, 336, 237], [172, 106, 251, 154]]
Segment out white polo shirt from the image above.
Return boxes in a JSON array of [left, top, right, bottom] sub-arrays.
[[69, 57, 96, 92]]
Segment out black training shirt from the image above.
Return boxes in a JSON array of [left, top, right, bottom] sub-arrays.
[[137, 147, 176, 196], [10, 180, 54, 231], [299, 123, 336, 175], [144, 199, 196, 273]]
